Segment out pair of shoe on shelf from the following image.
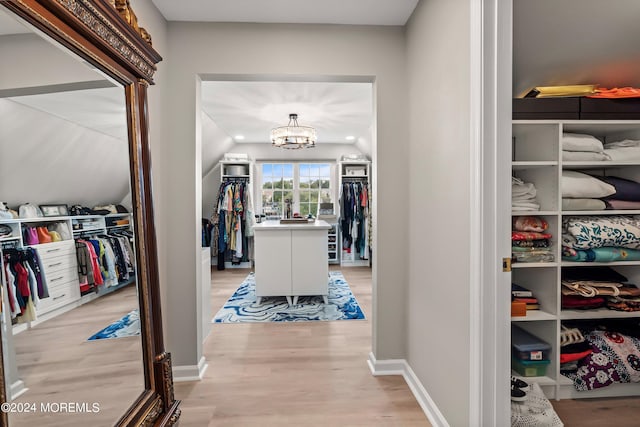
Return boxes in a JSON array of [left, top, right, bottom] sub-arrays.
[[511, 376, 529, 402]]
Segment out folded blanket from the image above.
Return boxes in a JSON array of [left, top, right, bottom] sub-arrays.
[[562, 246, 640, 262], [562, 266, 628, 282], [563, 133, 605, 152], [512, 201, 541, 211], [562, 171, 616, 198], [604, 139, 640, 149], [512, 231, 553, 241], [513, 216, 548, 232], [561, 294, 606, 309], [604, 146, 640, 161], [513, 239, 550, 248], [563, 330, 640, 391], [606, 200, 640, 210], [563, 215, 640, 249], [562, 198, 607, 211], [562, 151, 611, 161], [607, 296, 640, 312], [600, 176, 640, 201]]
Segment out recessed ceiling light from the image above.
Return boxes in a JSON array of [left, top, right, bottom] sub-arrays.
[[234, 135, 245, 141], [345, 136, 356, 141]]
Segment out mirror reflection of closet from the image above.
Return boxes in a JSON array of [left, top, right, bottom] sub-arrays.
[[0, 9, 143, 426]]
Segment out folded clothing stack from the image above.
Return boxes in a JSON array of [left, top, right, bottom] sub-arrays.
[[511, 216, 554, 263], [604, 138, 640, 162], [562, 167, 640, 211], [559, 324, 592, 373], [562, 132, 611, 162], [512, 177, 540, 211], [562, 215, 640, 263], [560, 267, 640, 312]]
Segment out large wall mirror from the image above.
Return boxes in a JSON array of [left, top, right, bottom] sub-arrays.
[[0, 1, 178, 426]]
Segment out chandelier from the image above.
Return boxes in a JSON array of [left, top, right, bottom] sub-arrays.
[[270, 113, 316, 149]]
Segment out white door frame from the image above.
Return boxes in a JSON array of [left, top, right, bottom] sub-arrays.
[[470, 0, 513, 425]]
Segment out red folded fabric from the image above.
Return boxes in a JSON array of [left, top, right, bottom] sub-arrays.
[[588, 87, 640, 98], [562, 294, 606, 309], [560, 349, 593, 364], [512, 231, 553, 241]]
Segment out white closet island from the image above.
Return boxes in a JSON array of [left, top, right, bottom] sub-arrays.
[[254, 220, 331, 305]]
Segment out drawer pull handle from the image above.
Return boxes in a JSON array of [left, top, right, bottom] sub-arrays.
[[46, 248, 61, 253], [53, 294, 66, 300], [50, 277, 63, 282], [48, 262, 63, 268]]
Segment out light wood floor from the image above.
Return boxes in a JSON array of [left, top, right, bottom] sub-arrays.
[[8, 266, 638, 426], [9, 285, 143, 426], [174, 266, 430, 426], [551, 396, 640, 426]]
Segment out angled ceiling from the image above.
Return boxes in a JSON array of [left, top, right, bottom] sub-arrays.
[[7, 86, 127, 141], [151, 0, 419, 25], [0, 5, 30, 35], [201, 81, 373, 144]]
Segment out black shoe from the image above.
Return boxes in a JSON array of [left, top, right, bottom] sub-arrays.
[[511, 376, 528, 389], [511, 384, 527, 402]]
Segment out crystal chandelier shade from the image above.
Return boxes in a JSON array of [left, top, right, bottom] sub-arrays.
[[270, 113, 316, 149]]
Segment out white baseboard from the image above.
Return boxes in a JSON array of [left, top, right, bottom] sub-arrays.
[[368, 352, 449, 427], [9, 380, 27, 401], [172, 356, 208, 382]]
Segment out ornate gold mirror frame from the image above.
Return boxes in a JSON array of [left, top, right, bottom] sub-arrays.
[[0, 0, 179, 425]]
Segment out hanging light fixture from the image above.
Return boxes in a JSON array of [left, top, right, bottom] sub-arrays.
[[270, 113, 316, 149]]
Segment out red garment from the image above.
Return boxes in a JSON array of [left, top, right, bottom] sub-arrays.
[[560, 349, 592, 364], [13, 262, 30, 313], [84, 242, 104, 286], [511, 231, 552, 241]]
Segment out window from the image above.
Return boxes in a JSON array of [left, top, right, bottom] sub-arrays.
[[260, 162, 332, 218], [298, 163, 331, 217]]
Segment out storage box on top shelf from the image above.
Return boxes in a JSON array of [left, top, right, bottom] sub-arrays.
[[513, 97, 580, 120], [580, 97, 640, 120]]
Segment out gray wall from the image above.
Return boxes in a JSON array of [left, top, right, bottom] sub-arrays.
[[406, 0, 471, 425], [513, 0, 640, 96], [162, 21, 409, 368], [0, 34, 100, 91]]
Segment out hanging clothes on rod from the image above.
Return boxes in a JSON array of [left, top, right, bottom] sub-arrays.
[[210, 177, 256, 270], [340, 180, 371, 261], [1, 247, 48, 323]]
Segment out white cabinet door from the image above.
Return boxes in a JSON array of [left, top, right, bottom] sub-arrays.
[[254, 230, 292, 297], [292, 229, 328, 296]]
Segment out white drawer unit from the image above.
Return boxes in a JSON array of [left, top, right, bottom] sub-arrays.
[[44, 267, 78, 291], [35, 241, 76, 259], [34, 241, 80, 311], [37, 281, 81, 315]]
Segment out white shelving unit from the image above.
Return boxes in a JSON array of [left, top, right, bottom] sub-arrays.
[[338, 159, 371, 267], [327, 222, 339, 264], [0, 213, 135, 333], [511, 119, 640, 400]]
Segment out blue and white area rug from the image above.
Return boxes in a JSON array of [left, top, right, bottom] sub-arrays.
[[213, 271, 365, 323], [88, 309, 140, 340]]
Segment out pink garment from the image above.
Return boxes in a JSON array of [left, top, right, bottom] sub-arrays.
[[84, 241, 104, 286], [606, 199, 640, 210]]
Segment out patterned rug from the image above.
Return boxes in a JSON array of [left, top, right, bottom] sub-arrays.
[[88, 309, 140, 340], [213, 271, 365, 323]]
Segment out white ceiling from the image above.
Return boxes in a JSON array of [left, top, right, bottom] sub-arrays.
[[201, 81, 373, 144], [151, 0, 419, 26], [7, 87, 128, 141]]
